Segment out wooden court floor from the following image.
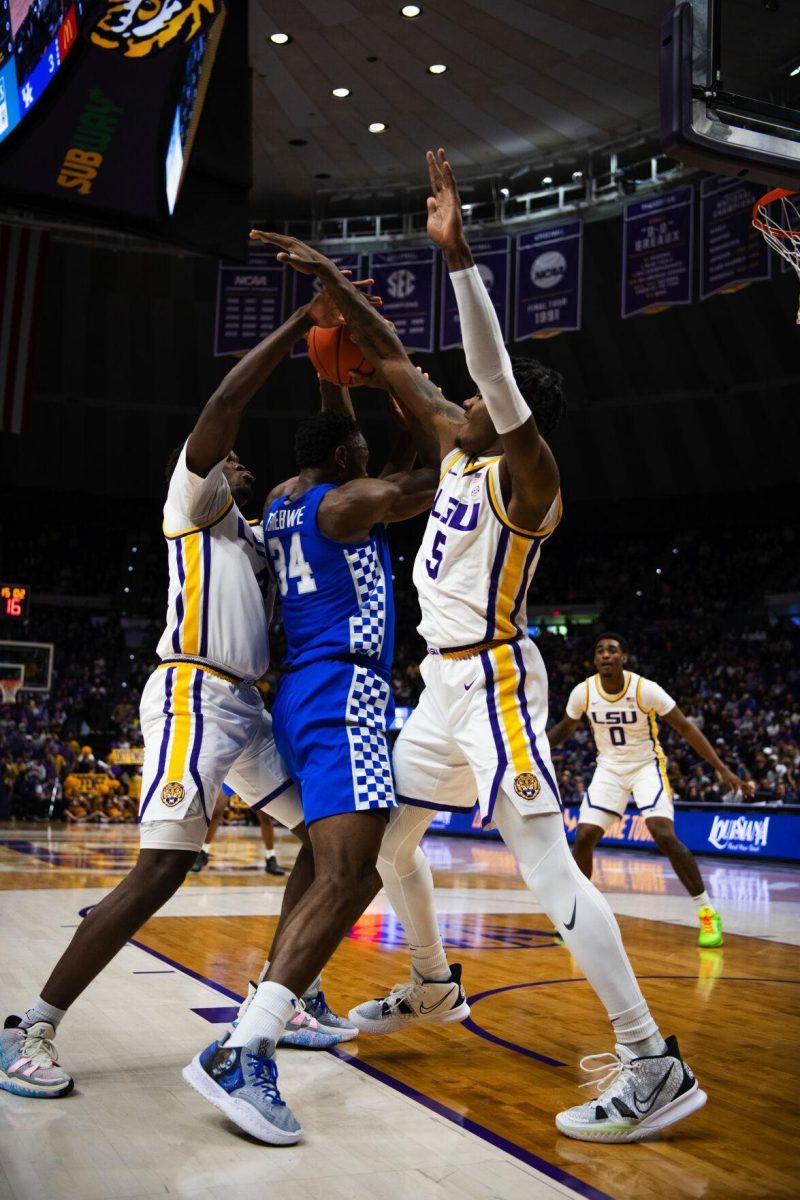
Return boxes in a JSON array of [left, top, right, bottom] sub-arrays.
[[1, 823, 798, 1200]]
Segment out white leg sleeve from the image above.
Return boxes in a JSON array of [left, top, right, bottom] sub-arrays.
[[377, 805, 449, 974], [492, 796, 653, 1022]]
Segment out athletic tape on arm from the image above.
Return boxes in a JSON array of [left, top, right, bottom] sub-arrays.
[[450, 265, 530, 435]]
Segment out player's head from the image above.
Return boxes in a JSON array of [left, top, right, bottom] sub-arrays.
[[593, 632, 629, 678], [295, 410, 368, 481], [456, 357, 566, 455], [164, 445, 254, 504]]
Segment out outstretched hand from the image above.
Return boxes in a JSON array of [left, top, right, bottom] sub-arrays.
[[306, 276, 382, 328], [249, 230, 334, 275], [425, 148, 464, 251]]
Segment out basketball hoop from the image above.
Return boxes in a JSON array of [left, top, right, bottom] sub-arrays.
[[0, 677, 22, 704], [752, 188, 800, 323]]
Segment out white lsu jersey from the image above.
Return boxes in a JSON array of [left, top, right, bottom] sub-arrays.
[[156, 444, 275, 680], [566, 672, 676, 772], [413, 450, 562, 651]]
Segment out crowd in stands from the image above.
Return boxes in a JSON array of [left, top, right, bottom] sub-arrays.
[[1, 519, 797, 822]]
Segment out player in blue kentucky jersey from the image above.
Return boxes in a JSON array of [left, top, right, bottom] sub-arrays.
[[185, 387, 438, 1143]]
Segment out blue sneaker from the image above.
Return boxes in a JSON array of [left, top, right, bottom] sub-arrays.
[[0, 1019, 74, 1099], [303, 989, 359, 1038], [182, 1034, 301, 1145], [278, 999, 357, 1048]]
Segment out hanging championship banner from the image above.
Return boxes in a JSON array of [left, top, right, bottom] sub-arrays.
[[515, 221, 583, 340], [290, 252, 362, 359], [367, 247, 436, 353], [700, 177, 772, 300], [213, 260, 286, 357], [439, 236, 510, 350], [621, 185, 694, 319]]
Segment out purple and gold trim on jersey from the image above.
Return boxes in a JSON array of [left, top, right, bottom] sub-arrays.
[[138, 664, 207, 822], [162, 496, 234, 540], [486, 468, 563, 540], [167, 527, 213, 660], [479, 642, 561, 826], [646, 709, 671, 799], [439, 449, 466, 482]]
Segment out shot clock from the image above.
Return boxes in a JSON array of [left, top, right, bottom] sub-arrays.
[[0, 582, 30, 622]]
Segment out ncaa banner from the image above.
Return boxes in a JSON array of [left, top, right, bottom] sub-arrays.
[[440, 236, 510, 351], [290, 252, 362, 359], [213, 261, 286, 357], [368, 247, 436, 353], [700, 177, 772, 300], [621, 185, 694, 319], [515, 221, 583, 341]]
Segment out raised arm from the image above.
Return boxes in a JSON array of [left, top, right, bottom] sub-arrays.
[[318, 470, 439, 543], [319, 379, 355, 418], [663, 706, 756, 798], [426, 149, 560, 532], [249, 230, 465, 460]]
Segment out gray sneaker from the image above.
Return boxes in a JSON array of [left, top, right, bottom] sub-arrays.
[[348, 964, 470, 1034], [0, 1020, 74, 1099], [556, 1035, 707, 1143], [303, 989, 358, 1036], [182, 1032, 301, 1145]]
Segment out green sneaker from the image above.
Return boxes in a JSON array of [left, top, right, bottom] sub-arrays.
[[697, 906, 723, 948]]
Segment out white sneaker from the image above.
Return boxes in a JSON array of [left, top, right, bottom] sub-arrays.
[[348, 964, 470, 1034], [555, 1035, 707, 1143], [0, 1020, 74, 1099]]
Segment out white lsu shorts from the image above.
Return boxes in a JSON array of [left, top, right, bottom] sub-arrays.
[[578, 758, 674, 833], [393, 637, 562, 827], [138, 660, 303, 853]]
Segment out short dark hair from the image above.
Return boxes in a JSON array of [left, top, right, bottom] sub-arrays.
[[594, 631, 629, 655], [165, 444, 183, 485], [509, 356, 566, 437], [295, 410, 360, 470]]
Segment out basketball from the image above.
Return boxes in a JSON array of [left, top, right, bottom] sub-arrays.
[[307, 324, 374, 386]]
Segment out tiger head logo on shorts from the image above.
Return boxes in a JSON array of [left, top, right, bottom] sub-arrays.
[[90, 0, 223, 59], [161, 781, 185, 807], [514, 772, 540, 801]]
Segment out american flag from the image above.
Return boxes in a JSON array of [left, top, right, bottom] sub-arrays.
[[0, 223, 48, 435]]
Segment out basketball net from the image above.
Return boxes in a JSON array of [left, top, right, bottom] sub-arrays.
[[752, 188, 800, 323], [0, 678, 22, 704]]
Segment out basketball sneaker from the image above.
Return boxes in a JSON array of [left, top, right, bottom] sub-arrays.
[[182, 1032, 301, 1145], [697, 906, 723, 948], [264, 856, 285, 876], [0, 1019, 74, 1099], [304, 988, 359, 1036], [555, 1035, 706, 1143], [347, 964, 470, 1034], [190, 849, 209, 873], [234, 985, 355, 1047]]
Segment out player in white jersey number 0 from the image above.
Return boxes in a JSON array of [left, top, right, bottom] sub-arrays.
[[548, 632, 755, 948]]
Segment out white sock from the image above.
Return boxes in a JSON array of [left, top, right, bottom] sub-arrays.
[[20, 996, 67, 1032], [610, 998, 667, 1057], [202, 843, 211, 854], [411, 942, 450, 983], [692, 890, 712, 910], [265, 850, 276, 861], [227, 980, 296, 1049]]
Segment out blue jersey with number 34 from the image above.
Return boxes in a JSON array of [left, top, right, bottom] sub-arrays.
[[263, 483, 395, 678]]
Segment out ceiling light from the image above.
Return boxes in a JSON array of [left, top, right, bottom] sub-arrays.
[[542, 175, 553, 185], [269, 32, 291, 44], [369, 122, 387, 133], [500, 187, 510, 199], [791, 64, 800, 76], [428, 63, 447, 75], [332, 87, 351, 98], [401, 4, 422, 16], [572, 170, 583, 181]]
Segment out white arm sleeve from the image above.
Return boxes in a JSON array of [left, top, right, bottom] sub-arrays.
[[638, 678, 676, 716], [164, 442, 231, 529], [449, 265, 530, 434], [566, 681, 588, 720]]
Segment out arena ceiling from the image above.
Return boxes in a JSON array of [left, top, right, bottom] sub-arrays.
[[250, 0, 667, 211]]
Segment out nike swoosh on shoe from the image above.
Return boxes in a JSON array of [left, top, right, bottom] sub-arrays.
[[418, 986, 457, 1015], [633, 1068, 672, 1114]]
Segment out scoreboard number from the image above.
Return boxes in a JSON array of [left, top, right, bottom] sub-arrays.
[[0, 583, 30, 622]]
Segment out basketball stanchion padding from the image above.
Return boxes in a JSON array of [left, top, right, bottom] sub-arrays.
[[307, 325, 375, 386], [753, 188, 800, 323]]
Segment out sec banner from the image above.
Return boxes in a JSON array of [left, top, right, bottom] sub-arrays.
[[368, 247, 436, 353], [213, 261, 286, 357], [440, 236, 510, 350], [621, 185, 694, 319], [700, 177, 772, 301], [290, 252, 362, 358], [515, 221, 583, 340]]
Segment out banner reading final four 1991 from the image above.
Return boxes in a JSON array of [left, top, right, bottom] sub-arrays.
[[290, 253, 362, 358], [700, 177, 772, 300], [439, 236, 510, 350], [621, 185, 694, 319], [515, 221, 583, 340], [367, 247, 437, 353]]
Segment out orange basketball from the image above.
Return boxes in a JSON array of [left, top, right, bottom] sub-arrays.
[[307, 325, 374, 386]]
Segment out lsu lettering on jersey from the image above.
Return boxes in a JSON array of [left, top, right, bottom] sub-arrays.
[[413, 451, 561, 650], [157, 444, 274, 680], [568, 672, 677, 829], [263, 483, 397, 825]]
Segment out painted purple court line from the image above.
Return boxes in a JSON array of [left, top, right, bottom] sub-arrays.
[[132, 969, 175, 974]]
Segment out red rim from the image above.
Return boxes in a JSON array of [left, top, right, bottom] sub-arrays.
[[752, 187, 800, 238]]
